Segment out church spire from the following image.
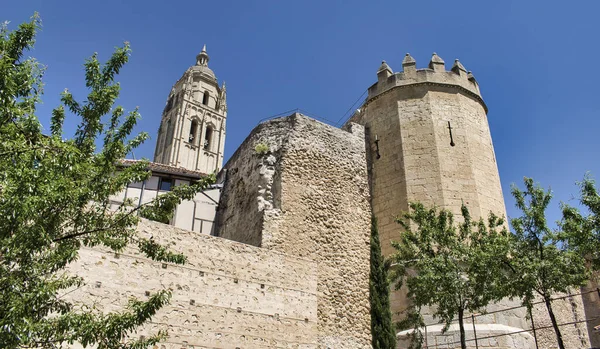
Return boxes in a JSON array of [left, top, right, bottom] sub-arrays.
[[154, 43, 226, 173], [196, 44, 210, 66]]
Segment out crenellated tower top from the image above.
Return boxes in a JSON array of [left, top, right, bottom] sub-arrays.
[[367, 52, 485, 111]]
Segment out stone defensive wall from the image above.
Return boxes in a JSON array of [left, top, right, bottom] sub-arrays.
[[215, 113, 373, 348], [66, 219, 320, 348]]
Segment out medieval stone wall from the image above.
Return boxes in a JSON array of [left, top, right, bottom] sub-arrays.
[[215, 114, 373, 348], [529, 290, 591, 349], [66, 219, 320, 348], [582, 276, 600, 348]]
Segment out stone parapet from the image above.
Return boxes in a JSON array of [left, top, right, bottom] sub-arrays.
[[367, 53, 485, 112]]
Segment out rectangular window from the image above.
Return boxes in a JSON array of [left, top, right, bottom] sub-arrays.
[[159, 178, 173, 191]]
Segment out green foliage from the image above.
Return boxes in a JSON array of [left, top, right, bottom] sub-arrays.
[[507, 177, 589, 349], [369, 216, 396, 349], [389, 203, 511, 349], [0, 15, 213, 348], [560, 175, 600, 270]]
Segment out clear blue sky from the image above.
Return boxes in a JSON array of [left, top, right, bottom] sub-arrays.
[[5, 0, 600, 224]]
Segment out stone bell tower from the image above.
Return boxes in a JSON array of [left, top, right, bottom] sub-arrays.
[[153, 45, 227, 173]]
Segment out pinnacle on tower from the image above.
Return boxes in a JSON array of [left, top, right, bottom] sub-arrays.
[[402, 53, 417, 75], [429, 52, 445, 72], [377, 60, 393, 74], [451, 59, 467, 78], [196, 44, 210, 66], [402, 53, 416, 66], [467, 71, 478, 87], [377, 60, 393, 83]]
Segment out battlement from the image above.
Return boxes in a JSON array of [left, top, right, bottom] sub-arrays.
[[368, 53, 485, 111]]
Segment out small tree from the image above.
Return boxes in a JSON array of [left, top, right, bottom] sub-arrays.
[[0, 15, 213, 348], [389, 203, 510, 349], [507, 177, 589, 349], [369, 216, 397, 349], [560, 175, 600, 270]]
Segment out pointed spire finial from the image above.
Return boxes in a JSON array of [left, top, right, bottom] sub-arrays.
[[451, 59, 467, 77], [467, 71, 477, 84], [377, 60, 393, 83], [402, 53, 417, 75], [377, 60, 392, 73], [429, 52, 445, 72], [402, 53, 416, 66], [196, 44, 210, 66]]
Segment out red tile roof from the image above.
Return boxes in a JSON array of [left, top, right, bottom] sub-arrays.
[[120, 159, 209, 179]]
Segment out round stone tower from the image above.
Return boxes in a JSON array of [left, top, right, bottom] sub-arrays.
[[347, 53, 534, 347], [349, 52, 506, 259]]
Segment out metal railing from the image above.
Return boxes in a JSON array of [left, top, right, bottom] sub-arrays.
[[404, 288, 600, 349]]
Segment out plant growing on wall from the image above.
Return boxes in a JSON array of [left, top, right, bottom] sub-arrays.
[[0, 15, 213, 348], [254, 142, 269, 155], [389, 203, 511, 349], [369, 216, 397, 349]]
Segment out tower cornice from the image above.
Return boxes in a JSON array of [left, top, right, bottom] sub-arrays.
[[365, 53, 487, 113], [364, 80, 488, 113]]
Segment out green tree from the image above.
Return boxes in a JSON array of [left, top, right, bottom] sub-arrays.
[[560, 175, 600, 270], [0, 15, 213, 348], [507, 177, 589, 349], [389, 203, 511, 349], [369, 216, 397, 349]]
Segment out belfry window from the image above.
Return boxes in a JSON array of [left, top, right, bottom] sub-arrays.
[[202, 91, 209, 106], [166, 119, 173, 145], [204, 127, 213, 151], [189, 120, 198, 144]]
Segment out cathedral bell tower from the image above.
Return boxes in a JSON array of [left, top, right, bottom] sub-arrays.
[[153, 45, 227, 174]]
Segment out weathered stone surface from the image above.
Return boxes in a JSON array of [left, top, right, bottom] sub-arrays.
[[582, 276, 600, 347], [66, 219, 319, 348], [215, 113, 372, 348], [66, 51, 599, 349], [529, 290, 592, 349], [348, 62, 511, 332]]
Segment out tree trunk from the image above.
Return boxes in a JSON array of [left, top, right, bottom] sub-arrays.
[[544, 296, 565, 349], [458, 307, 467, 349]]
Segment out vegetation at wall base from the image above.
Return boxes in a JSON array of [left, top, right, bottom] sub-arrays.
[[369, 216, 397, 349], [390, 176, 599, 349], [506, 177, 590, 349], [390, 203, 511, 349]]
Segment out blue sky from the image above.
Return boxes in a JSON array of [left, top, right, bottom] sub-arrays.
[[5, 0, 600, 224]]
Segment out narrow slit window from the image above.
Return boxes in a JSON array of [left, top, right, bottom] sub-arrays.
[[204, 127, 213, 151], [202, 91, 209, 106], [189, 120, 198, 144]]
